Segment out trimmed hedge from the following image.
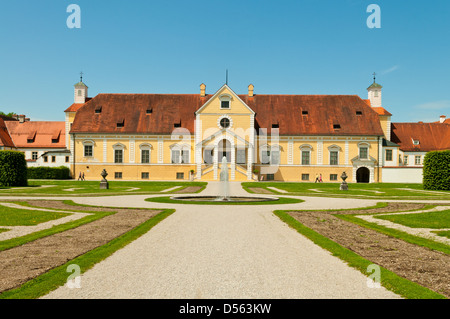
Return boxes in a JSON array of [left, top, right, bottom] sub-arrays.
[[0, 151, 28, 187], [423, 150, 450, 190], [27, 166, 71, 180]]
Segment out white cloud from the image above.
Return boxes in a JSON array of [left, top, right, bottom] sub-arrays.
[[414, 100, 450, 111], [381, 65, 399, 75]]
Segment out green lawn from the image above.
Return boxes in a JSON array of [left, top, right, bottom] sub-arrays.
[[0, 205, 70, 226], [0, 180, 207, 196], [433, 230, 450, 239], [375, 210, 450, 229], [242, 182, 450, 199]]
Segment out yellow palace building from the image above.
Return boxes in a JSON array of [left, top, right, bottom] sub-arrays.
[[65, 78, 392, 183]]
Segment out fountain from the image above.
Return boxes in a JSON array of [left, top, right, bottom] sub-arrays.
[[216, 156, 230, 201], [169, 157, 279, 203]]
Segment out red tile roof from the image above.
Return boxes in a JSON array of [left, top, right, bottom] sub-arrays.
[[70, 93, 384, 136], [64, 98, 92, 112], [71, 94, 212, 134], [0, 118, 15, 148], [5, 121, 66, 148], [391, 122, 450, 152], [242, 94, 384, 136], [372, 107, 392, 116]]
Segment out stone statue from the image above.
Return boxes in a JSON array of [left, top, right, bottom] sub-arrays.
[[100, 169, 109, 189], [340, 171, 348, 191]]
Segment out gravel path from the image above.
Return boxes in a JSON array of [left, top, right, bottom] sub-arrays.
[[41, 183, 400, 299]]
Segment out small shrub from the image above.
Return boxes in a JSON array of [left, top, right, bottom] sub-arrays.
[[27, 166, 71, 180], [0, 151, 28, 186], [423, 150, 450, 190]]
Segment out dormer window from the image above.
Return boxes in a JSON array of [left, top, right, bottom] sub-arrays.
[[333, 124, 341, 130], [95, 106, 102, 114], [116, 119, 125, 128], [219, 94, 232, 109], [272, 124, 279, 129], [302, 110, 309, 116], [356, 111, 362, 116], [146, 107, 153, 114], [221, 101, 230, 109], [413, 139, 420, 145], [174, 123, 181, 128]]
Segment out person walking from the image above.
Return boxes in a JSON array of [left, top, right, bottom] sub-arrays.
[[319, 174, 323, 183], [82, 172, 85, 181], [78, 172, 82, 181], [315, 174, 319, 183]]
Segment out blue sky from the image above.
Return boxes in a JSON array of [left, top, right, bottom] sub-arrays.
[[1, 0, 449, 123]]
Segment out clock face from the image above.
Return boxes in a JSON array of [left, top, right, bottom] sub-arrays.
[[220, 118, 230, 129]]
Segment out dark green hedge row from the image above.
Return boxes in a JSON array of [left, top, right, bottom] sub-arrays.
[[0, 151, 28, 186], [423, 150, 450, 190], [27, 166, 71, 180]]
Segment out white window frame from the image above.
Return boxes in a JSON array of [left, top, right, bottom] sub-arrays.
[[358, 142, 370, 160], [385, 149, 393, 161], [219, 94, 232, 109], [300, 144, 313, 166], [171, 144, 190, 164], [113, 143, 125, 164], [139, 143, 152, 164], [260, 144, 281, 165], [415, 155, 421, 166], [328, 145, 341, 166], [83, 140, 94, 158]]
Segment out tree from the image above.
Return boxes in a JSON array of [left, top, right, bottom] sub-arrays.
[[0, 111, 16, 118]]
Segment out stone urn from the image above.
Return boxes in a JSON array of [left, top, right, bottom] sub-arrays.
[[100, 169, 109, 189], [340, 171, 349, 191]]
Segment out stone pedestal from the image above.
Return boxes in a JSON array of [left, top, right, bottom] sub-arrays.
[[100, 181, 109, 189], [100, 169, 109, 190], [340, 171, 349, 191]]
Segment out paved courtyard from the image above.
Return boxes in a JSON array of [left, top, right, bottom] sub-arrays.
[[40, 182, 400, 299]]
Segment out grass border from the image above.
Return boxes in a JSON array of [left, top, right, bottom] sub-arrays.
[[336, 214, 450, 255], [0, 181, 207, 197], [0, 206, 115, 252], [0, 208, 175, 299], [242, 182, 450, 201], [145, 196, 304, 205], [274, 210, 446, 299]]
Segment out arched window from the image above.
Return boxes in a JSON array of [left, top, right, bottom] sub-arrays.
[[300, 144, 313, 165], [260, 144, 281, 165], [82, 140, 94, 158], [171, 144, 190, 164], [219, 94, 232, 109], [113, 143, 125, 164], [358, 142, 370, 160], [139, 143, 152, 164], [328, 145, 341, 166]]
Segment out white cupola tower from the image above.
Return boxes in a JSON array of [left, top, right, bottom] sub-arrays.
[[74, 72, 88, 104], [367, 73, 382, 108]]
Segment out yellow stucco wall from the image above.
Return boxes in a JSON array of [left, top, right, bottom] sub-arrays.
[[68, 86, 383, 182]]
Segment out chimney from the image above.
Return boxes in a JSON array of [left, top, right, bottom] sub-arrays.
[[248, 84, 254, 97], [200, 83, 206, 97], [18, 114, 26, 123], [440, 115, 447, 123]]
